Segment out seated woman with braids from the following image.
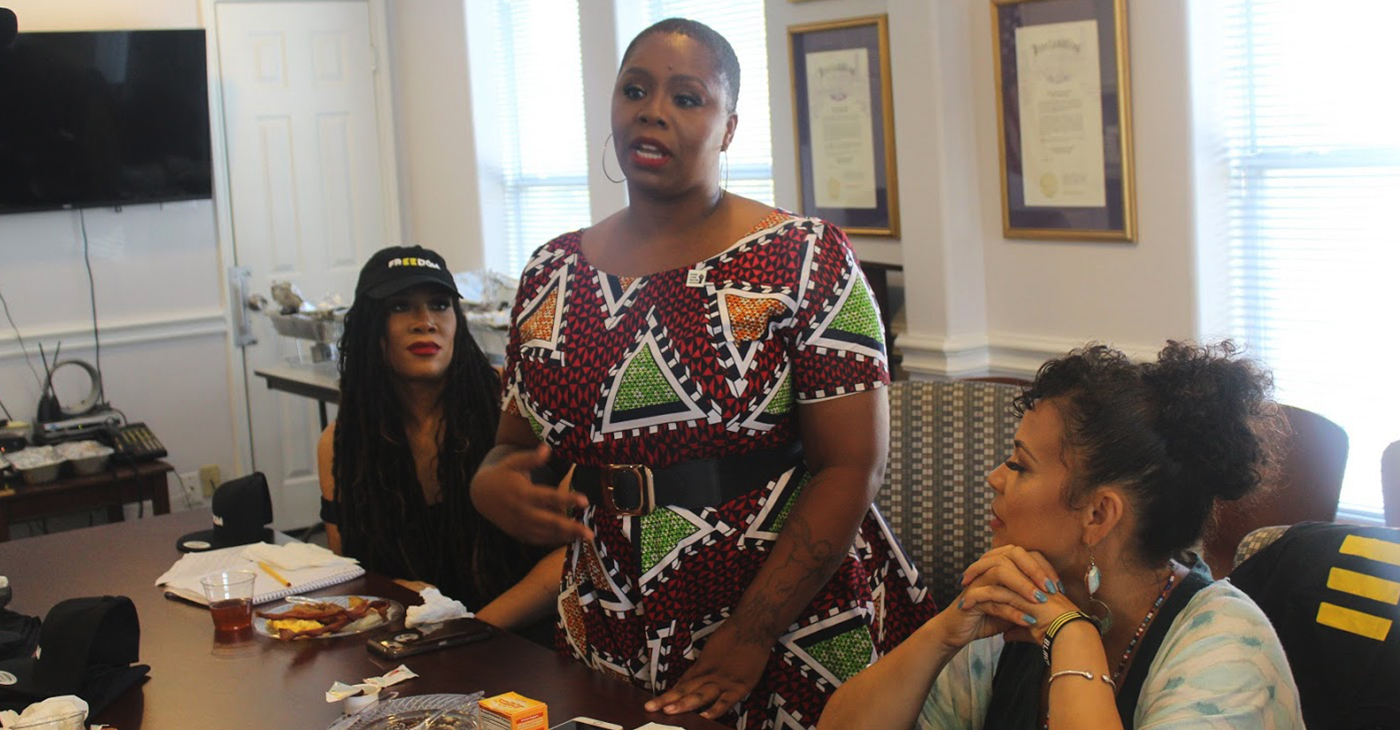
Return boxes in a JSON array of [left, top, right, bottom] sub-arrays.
[[820, 342, 1304, 730], [318, 245, 563, 632]]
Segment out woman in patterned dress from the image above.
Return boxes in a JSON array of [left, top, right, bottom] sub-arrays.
[[820, 342, 1304, 730], [470, 18, 935, 730]]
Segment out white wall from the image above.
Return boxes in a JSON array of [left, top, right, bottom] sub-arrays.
[[0, 2, 237, 510], [385, 0, 488, 272], [768, 0, 1204, 377]]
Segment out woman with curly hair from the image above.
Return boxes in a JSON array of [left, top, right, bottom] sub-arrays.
[[317, 245, 562, 631], [821, 341, 1304, 729]]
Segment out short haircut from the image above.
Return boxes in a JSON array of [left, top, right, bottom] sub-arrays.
[[621, 17, 741, 115]]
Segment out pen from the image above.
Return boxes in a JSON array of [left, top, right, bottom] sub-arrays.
[[257, 561, 291, 587]]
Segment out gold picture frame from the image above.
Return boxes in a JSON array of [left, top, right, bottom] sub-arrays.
[[788, 15, 900, 237], [992, 0, 1136, 241]]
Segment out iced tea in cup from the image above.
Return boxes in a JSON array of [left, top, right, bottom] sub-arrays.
[[200, 570, 256, 633]]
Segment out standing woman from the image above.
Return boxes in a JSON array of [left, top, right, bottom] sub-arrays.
[[471, 19, 934, 729], [318, 245, 562, 632]]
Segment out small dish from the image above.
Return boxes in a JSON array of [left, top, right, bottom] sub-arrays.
[[7, 447, 63, 485], [55, 441, 113, 476]]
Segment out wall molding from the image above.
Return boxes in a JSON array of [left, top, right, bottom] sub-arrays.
[[0, 310, 228, 362], [897, 332, 991, 378], [898, 330, 1165, 379]]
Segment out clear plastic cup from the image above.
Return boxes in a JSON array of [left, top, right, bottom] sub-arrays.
[[200, 570, 257, 633], [11, 710, 86, 730]]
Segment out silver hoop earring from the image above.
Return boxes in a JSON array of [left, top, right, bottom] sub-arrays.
[[602, 134, 625, 184], [721, 149, 730, 191]]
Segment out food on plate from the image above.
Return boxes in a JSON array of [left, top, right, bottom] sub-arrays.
[[255, 596, 391, 640]]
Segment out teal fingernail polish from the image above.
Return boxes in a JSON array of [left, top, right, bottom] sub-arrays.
[[1035, 590, 1048, 603], [1057, 580, 1066, 593], [1044, 579, 1057, 594], [957, 598, 965, 610], [1023, 614, 1037, 625]]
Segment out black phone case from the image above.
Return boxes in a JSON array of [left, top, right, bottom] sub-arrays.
[[366, 617, 494, 659]]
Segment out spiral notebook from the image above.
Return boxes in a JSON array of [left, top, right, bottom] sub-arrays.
[[156, 544, 365, 606]]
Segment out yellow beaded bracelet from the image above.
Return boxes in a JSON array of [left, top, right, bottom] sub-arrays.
[[1041, 609, 1095, 664]]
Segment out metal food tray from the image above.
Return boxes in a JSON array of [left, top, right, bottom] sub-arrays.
[[268, 313, 344, 343]]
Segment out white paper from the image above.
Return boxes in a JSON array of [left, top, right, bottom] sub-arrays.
[[243, 542, 355, 570], [0, 695, 87, 729], [805, 48, 878, 209], [404, 586, 472, 628], [1015, 20, 1107, 208], [325, 665, 417, 703], [155, 543, 362, 605]]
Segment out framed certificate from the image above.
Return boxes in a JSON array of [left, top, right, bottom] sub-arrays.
[[992, 0, 1136, 241], [788, 15, 900, 237]]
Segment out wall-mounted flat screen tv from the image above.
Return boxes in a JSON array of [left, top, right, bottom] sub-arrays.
[[0, 29, 212, 214]]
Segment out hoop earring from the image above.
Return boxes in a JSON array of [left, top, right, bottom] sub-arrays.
[[1084, 550, 1113, 635], [601, 134, 625, 184], [721, 149, 730, 191]]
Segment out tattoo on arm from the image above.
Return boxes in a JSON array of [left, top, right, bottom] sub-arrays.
[[731, 513, 847, 645]]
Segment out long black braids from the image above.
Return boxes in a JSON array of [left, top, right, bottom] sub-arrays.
[[332, 295, 542, 607]]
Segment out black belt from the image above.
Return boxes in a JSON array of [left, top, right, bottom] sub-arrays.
[[572, 442, 804, 516]]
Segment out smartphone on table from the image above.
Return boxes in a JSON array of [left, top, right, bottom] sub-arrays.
[[366, 616, 495, 659], [549, 719, 622, 730]]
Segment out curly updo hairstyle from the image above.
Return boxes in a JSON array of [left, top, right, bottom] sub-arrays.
[[1013, 341, 1285, 565], [621, 17, 742, 115]]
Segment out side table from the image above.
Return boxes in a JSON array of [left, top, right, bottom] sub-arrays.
[[0, 459, 173, 541]]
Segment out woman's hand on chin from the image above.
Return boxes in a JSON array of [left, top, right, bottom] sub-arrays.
[[951, 544, 1076, 645], [470, 443, 592, 545]]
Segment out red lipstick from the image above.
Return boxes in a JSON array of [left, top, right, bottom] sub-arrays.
[[629, 136, 671, 169], [408, 342, 441, 356]]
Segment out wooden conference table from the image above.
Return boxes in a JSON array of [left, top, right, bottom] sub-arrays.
[[0, 510, 726, 730]]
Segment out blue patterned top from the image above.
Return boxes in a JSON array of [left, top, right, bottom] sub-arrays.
[[918, 581, 1304, 729]]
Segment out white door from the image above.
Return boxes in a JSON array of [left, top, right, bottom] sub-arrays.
[[216, 0, 391, 529]]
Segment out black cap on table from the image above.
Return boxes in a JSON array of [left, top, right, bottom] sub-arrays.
[[176, 472, 274, 553]]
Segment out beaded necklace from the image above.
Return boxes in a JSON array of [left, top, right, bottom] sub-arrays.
[[1110, 568, 1179, 686], [1040, 565, 1180, 729]]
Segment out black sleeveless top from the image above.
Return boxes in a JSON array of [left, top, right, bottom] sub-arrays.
[[982, 566, 1212, 730]]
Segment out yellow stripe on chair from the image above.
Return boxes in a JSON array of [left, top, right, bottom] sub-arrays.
[[1327, 567, 1400, 605], [1339, 535, 1400, 567], [1317, 602, 1393, 641]]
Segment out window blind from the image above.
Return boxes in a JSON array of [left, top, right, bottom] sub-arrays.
[[1222, 0, 1400, 516], [641, 0, 775, 205], [490, 0, 592, 276]]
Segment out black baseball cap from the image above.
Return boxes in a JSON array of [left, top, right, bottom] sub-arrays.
[[355, 245, 461, 300], [176, 472, 274, 553], [0, 596, 149, 714]]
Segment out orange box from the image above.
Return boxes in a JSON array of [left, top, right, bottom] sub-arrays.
[[479, 691, 549, 730]]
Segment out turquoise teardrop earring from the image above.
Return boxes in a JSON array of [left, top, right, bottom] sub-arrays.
[[1084, 551, 1113, 634]]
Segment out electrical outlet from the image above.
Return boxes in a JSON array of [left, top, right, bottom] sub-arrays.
[[176, 471, 203, 509], [198, 464, 221, 498]]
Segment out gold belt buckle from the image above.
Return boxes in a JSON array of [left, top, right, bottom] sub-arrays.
[[601, 464, 654, 516]]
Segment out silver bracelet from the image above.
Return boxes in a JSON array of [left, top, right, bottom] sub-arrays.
[[1047, 669, 1116, 690]]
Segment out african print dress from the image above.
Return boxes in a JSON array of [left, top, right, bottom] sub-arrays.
[[501, 214, 935, 730]]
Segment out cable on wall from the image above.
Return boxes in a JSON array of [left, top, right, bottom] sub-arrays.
[[0, 282, 45, 391], [77, 209, 106, 406]]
